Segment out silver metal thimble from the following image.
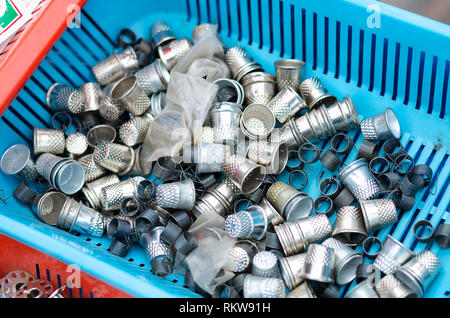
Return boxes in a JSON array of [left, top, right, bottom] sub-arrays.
[[345, 280, 379, 298], [149, 91, 167, 117], [151, 21, 176, 48], [93, 141, 135, 176], [183, 142, 232, 174], [36, 153, 64, 181], [197, 126, 215, 144], [135, 59, 170, 96], [224, 154, 266, 194], [361, 108, 401, 140], [373, 235, 415, 275], [46, 83, 86, 114], [395, 250, 441, 297], [92, 46, 140, 86], [80, 82, 103, 112], [332, 206, 368, 246], [1, 144, 39, 182], [32, 191, 67, 226], [267, 86, 307, 124], [77, 154, 106, 183], [225, 240, 259, 273], [119, 116, 152, 147], [82, 174, 120, 210], [140, 226, 173, 260], [322, 237, 363, 285], [259, 198, 284, 226], [375, 274, 418, 298], [248, 140, 290, 176], [299, 77, 337, 110], [279, 253, 307, 291], [225, 46, 263, 82], [110, 75, 151, 116], [224, 207, 268, 240], [34, 128, 66, 155], [99, 84, 126, 122], [252, 251, 280, 278], [266, 181, 313, 222], [65, 133, 88, 158], [240, 104, 276, 140], [155, 179, 196, 211], [303, 243, 335, 283], [158, 38, 193, 70], [210, 102, 243, 145], [243, 275, 286, 298], [359, 198, 398, 233], [86, 124, 117, 148], [338, 159, 382, 201], [241, 72, 276, 106], [275, 59, 305, 92], [213, 78, 245, 105], [287, 282, 316, 298], [100, 177, 138, 211], [274, 214, 332, 256]]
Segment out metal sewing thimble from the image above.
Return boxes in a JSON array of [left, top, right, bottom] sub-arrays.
[[32, 191, 67, 226], [252, 251, 280, 278], [183, 142, 232, 174], [303, 243, 335, 283], [322, 237, 363, 285], [225, 46, 263, 82], [287, 282, 316, 298], [135, 59, 170, 96], [361, 108, 401, 140], [82, 174, 120, 210], [247, 141, 288, 175], [375, 274, 418, 298], [149, 91, 167, 117], [158, 38, 193, 70], [119, 116, 152, 147], [140, 225, 173, 261], [210, 102, 243, 145], [213, 78, 245, 105], [345, 280, 379, 298], [34, 128, 66, 155], [93, 141, 135, 176], [373, 235, 415, 275], [279, 253, 306, 291], [224, 206, 268, 241], [197, 126, 215, 144], [151, 21, 176, 48], [65, 133, 88, 159], [338, 159, 382, 201], [259, 198, 284, 226], [36, 153, 65, 181], [274, 214, 332, 256], [225, 240, 259, 273], [80, 82, 103, 112], [299, 77, 337, 110], [243, 275, 286, 298], [46, 83, 86, 114], [101, 177, 138, 211], [86, 124, 117, 148], [275, 59, 305, 92], [224, 154, 266, 194], [267, 86, 307, 124], [359, 198, 398, 233], [110, 75, 151, 116], [99, 84, 126, 122], [241, 72, 276, 106], [266, 181, 313, 222], [395, 250, 441, 297], [155, 179, 196, 211], [77, 154, 106, 183], [92, 46, 140, 86], [1, 144, 39, 182], [240, 104, 276, 140], [332, 206, 368, 246]]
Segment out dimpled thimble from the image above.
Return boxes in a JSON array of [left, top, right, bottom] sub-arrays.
[[224, 206, 268, 241], [243, 275, 286, 298], [101, 177, 138, 211], [252, 251, 280, 278], [303, 244, 335, 283], [279, 253, 307, 291], [359, 198, 398, 233], [210, 102, 243, 145], [155, 179, 196, 211], [119, 116, 152, 147], [240, 104, 276, 140], [373, 235, 415, 275], [241, 72, 276, 106], [158, 38, 193, 70], [332, 206, 368, 246], [34, 128, 66, 156], [224, 155, 266, 195], [267, 86, 307, 124], [225, 240, 259, 273], [110, 75, 151, 116], [338, 159, 382, 201], [225, 46, 263, 82], [135, 59, 170, 96], [247, 141, 289, 175], [93, 141, 135, 176], [275, 59, 305, 92], [46, 83, 86, 114], [299, 77, 337, 110], [77, 154, 106, 183], [80, 82, 103, 112], [82, 174, 120, 210], [99, 84, 126, 122], [65, 133, 88, 158], [151, 21, 176, 48], [1, 144, 39, 182], [375, 274, 418, 298], [361, 108, 401, 141]]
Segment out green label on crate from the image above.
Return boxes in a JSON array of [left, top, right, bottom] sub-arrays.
[[0, 0, 20, 31]]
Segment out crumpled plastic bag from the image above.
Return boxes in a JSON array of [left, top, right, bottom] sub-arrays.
[[187, 57, 230, 82]]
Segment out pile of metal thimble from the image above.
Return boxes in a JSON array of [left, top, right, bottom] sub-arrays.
[[0, 21, 444, 299], [0, 270, 65, 298]]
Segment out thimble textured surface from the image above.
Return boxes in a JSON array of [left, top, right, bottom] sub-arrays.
[[252, 251, 280, 278], [99, 94, 125, 122], [93, 142, 134, 175], [225, 212, 254, 238], [78, 154, 106, 183], [224, 155, 263, 193], [34, 129, 66, 155], [156, 184, 180, 209], [51, 86, 86, 114], [119, 117, 151, 147], [159, 38, 192, 69], [375, 274, 417, 298], [244, 276, 286, 298], [308, 214, 334, 241], [267, 88, 304, 124], [65, 133, 88, 156], [244, 118, 267, 136], [199, 126, 215, 144], [35, 153, 55, 177], [299, 77, 324, 98], [135, 60, 169, 95], [101, 179, 137, 211], [372, 199, 398, 228], [151, 21, 175, 46], [225, 46, 263, 81], [332, 206, 368, 245], [86, 211, 105, 237], [373, 236, 414, 275], [147, 238, 172, 259], [361, 118, 379, 140], [226, 246, 251, 273]]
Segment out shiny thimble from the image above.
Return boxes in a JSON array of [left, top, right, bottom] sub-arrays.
[[49, 158, 86, 195], [224, 206, 268, 240], [395, 250, 441, 297], [119, 116, 152, 147], [192, 23, 222, 44], [259, 198, 284, 226], [158, 38, 193, 70], [361, 108, 401, 140], [155, 179, 196, 211], [210, 102, 243, 145], [135, 59, 170, 96], [213, 78, 245, 105], [110, 75, 151, 116], [34, 128, 65, 155], [299, 77, 337, 110], [92, 46, 140, 86], [338, 159, 382, 201], [322, 237, 363, 285], [241, 72, 276, 106], [65, 133, 88, 158], [77, 154, 106, 183], [247, 141, 288, 175], [375, 274, 418, 298], [140, 226, 174, 277], [266, 181, 313, 222], [46, 83, 86, 114], [198, 126, 215, 144], [80, 82, 103, 112], [31, 191, 67, 226], [332, 206, 368, 246], [252, 251, 280, 278], [287, 282, 316, 298], [86, 124, 117, 148], [93, 141, 135, 176], [151, 21, 176, 48], [303, 244, 335, 283], [224, 154, 266, 194], [274, 214, 332, 256], [359, 198, 398, 233], [225, 46, 263, 82], [345, 280, 379, 298], [82, 174, 120, 210], [373, 235, 415, 275], [183, 142, 231, 174], [101, 177, 138, 211], [149, 91, 167, 117], [279, 253, 307, 291], [243, 275, 286, 298], [275, 59, 305, 92], [240, 104, 276, 140], [267, 86, 307, 124], [1, 144, 39, 182], [36, 153, 65, 181], [99, 84, 126, 122], [225, 240, 259, 273]]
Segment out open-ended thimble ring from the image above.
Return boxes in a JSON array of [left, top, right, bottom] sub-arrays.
[[413, 220, 435, 243], [51, 112, 73, 132], [319, 178, 341, 200], [298, 143, 321, 164], [288, 169, 309, 191], [362, 236, 383, 259], [314, 196, 334, 218], [369, 157, 390, 176], [331, 133, 354, 155]]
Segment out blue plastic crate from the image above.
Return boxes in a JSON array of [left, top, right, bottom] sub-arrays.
[[0, 0, 449, 297]]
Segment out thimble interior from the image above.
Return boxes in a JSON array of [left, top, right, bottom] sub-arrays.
[[242, 104, 275, 138], [0, 144, 30, 175], [384, 108, 401, 139], [38, 192, 67, 226], [111, 76, 137, 100], [242, 166, 266, 194], [87, 125, 117, 148]]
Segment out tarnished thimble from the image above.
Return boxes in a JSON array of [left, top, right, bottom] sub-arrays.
[[80, 82, 103, 112], [373, 235, 414, 275], [214, 78, 245, 105], [77, 154, 106, 183], [1, 144, 39, 182], [46, 83, 86, 114], [266, 181, 313, 222], [158, 38, 193, 70], [155, 179, 196, 211], [224, 155, 266, 194], [259, 198, 284, 225], [92, 46, 140, 86], [361, 108, 401, 140], [241, 72, 276, 106], [82, 174, 120, 210], [303, 243, 335, 283], [149, 91, 167, 117], [192, 23, 222, 44], [332, 206, 368, 246], [243, 275, 286, 298], [345, 280, 379, 298], [225, 240, 259, 273], [287, 282, 316, 298], [86, 125, 117, 148], [338, 159, 382, 201], [252, 251, 280, 278], [224, 206, 268, 240], [359, 198, 398, 233], [225, 46, 263, 82], [93, 141, 135, 176], [247, 141, 288, 176], [275, 59, 305, 92], [34, 128, 65, 155], [32, 191, 67, 226], [151, 21, 176, 48], [99, 84, 126, 122], [279, 253, 306, 291], [395, 250, 441, 297], [267, 86, 307, 124], [299, 77, 337, 110], [240, 104, 276, 140], [274, 214, 332, 256], [322, 238, 363, 285], [110, 75, 151, 116], [100, 177, 138, 211], [140, 226, 174, 277], [65, 133, 88, 158], [183, 142, 232, 174], [375, 274, 418, 298], [210, 102, 243, 144], [119, 116, 152, 147], [135, 59, 170, 96]]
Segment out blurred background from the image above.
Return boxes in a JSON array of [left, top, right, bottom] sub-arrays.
[[382, 0, 450, 24]]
